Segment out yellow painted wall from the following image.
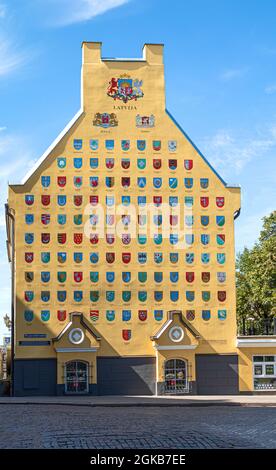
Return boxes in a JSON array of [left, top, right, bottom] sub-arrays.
[[238, 347, 276, 392], [8, 42, 241, 362]]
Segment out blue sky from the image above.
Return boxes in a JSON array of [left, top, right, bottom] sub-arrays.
[[0, 0, 276, 339]]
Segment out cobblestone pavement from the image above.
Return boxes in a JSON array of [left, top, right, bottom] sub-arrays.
[[0, 405, 275, 449]]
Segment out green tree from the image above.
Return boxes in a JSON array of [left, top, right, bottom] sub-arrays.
[[236, 211, 276, 334]]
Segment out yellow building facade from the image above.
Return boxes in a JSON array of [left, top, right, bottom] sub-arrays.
[[6, 42, 276, 395]]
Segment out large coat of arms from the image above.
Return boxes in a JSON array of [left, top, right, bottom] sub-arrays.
[[136, 114, 154, 128], [93, 112, 118, 128], [107, 75, 143, 103]]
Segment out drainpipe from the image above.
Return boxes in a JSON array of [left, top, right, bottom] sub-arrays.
[[5, 204, 15, 397]]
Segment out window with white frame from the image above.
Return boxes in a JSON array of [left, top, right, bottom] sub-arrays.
[[253, 355, 276, 391]]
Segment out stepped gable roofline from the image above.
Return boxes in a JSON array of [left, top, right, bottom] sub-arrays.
[[151, 310, 201, 341], [52, 312, 101, 343]]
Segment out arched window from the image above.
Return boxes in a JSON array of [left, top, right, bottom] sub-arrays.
[[164, 359, 188, 393], [65, 361, 88, 394]]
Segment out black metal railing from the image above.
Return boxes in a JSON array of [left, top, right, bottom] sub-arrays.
[[238, 318, 276, 336]]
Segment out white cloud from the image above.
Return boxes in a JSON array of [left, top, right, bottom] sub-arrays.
[[220, 67, 247, 81], [200, 125, 276, 176], [45, 0, 130, 26], [265, 83, 276, 94], [0, 38, 31, 77]]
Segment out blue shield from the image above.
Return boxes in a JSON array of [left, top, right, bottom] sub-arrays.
[[154, 252, 163, 264], [137, 140, 146, 151], [41, 310, 50, 322], [216, 215, 225, 227], [106, 196, 114, 207], [138, 252, 147, 264], [186, 253, 194, 264], [58, 214, 67, 225], [57, 157, 66, 168], [138, 196, 146, 206], [122, 291, 131, 302], [170, 234, 178, 245], [185, 215, 194, 227], [185, 196, 193, 207], [57, 195, 67, 206], [41, 272, 50, 283], [41, 176, 50, 187], [25, 214, 34, 225], [74, 215, 82, 226], [74, 291, 83, 302], [154, 310, 163, 321], [25, 195, 34, 205], [121, 140, 130, 151], [122, 310, 131, 321], [106, 272, 115, 283], [25, 233, 34, 244], [169, 196, 178, 207], [200, 178, 209, 189], [106, 310, 115, 321], [90, 272, 99, 283], [25, 291, 34, 302], [138, 177, 146, 188], [153, 177, 162, 188], [122, 272, 131, 283], [202, 310, 211, 321], [184, 178, 193, 189], [201, 234, 210, 245], [201, 253, 210, 264], [154, 272, 163, 283], [73, 139, 82, 150], [90, 253, 99, 264], [58, 291, 67, 302], [217, 253, 226, 264], [90, 139, 98, 151], [154, 291, 163, 302], [138, 272, 147, 283], [74, 252, 83, 263], [201, 216, 209, 226], [137, 158, 146, 169], [106, 291, 115, 302], [138, 234, 147, 245], [74, 157, 82, 169], [202, 291, 210, 302], [90, 158, 99, 169], [169, 177, 178, 189], [170, 253, 179, 263], [170, 272, 179, 283], [186, 291, 195, 302], [154, 234, 162, 245], [41, 252, 50, 263], [138, 291, 147, 302], [24, 310, 34, 322], [122, 196, 130, 206], [105, 139, 114, 151], [185, 234, 194, 245], [41, 291, 50, 302], [170, 291, 179, 302]]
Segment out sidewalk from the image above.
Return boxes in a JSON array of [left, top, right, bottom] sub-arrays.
[[0, 395, 276, 407]]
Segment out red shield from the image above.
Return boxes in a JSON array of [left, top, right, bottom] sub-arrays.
[[90, 234, 98, 244], [106, 158, 114, 169], [202, 272, 210, 283], [41, 214, 50, 225], [122, 329, 131, 341], [41, 195, 50, 206], [170, 215, 178, 226], [153, 159, 162, 169], [186, 272, 195, 283], [57, 176, 66, 187], [74, 272, 83, 283], [218, 291, 226, 302], [138, 310, 147, 321], [153, 196, 162, 206], [90, 195, 99, 206], [58, 233, 66, 244], [41, 233, 50, 244], [106, 234, 115, 244], [74, 233, 83, 244], [216, 197, 225, 208], [121, 159, 130, 169], [57, 310, 66, 321], [25, 252, 34, 263], [184, 159, 193, 170], [200, 197, 209, 208], [122, 253, 131, 264], [106, 252, 115, 263], [122, 177, 130, 188], [74, 195, 83, 207]]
